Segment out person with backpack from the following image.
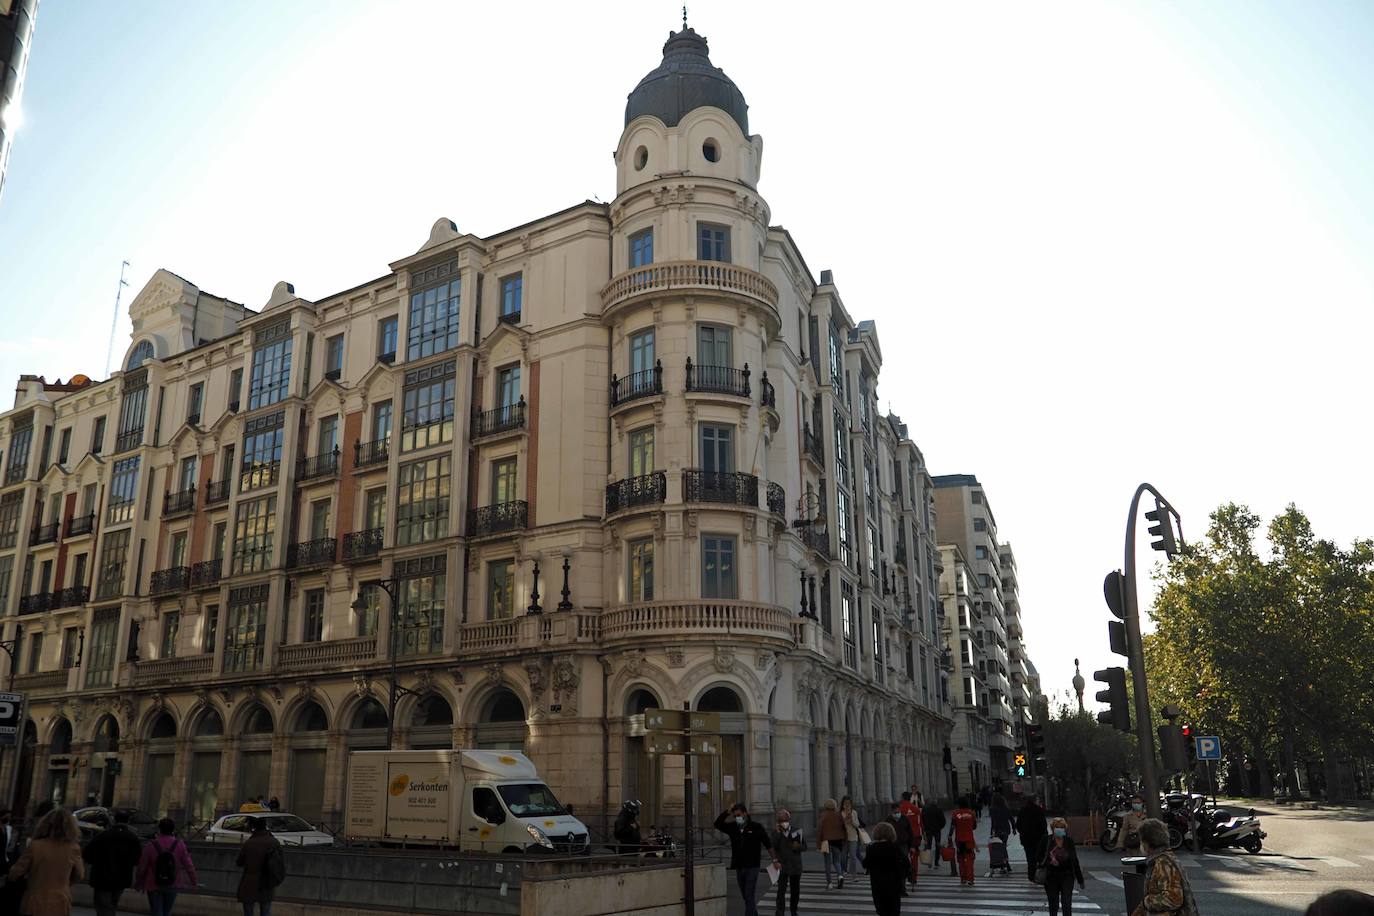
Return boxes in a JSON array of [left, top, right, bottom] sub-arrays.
[[82, 809, 143, 916], [136, 818, 198, 916], [237, 818, 286, 916]]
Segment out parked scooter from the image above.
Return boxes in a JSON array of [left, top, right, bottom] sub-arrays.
[[1191, 802, 1266, 853], [641, 827, 678, 858]]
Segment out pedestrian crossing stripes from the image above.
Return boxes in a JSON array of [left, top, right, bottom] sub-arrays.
[[778, 872, 1101, 915]]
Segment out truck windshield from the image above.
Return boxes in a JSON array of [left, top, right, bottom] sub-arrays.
[[498, 783, 566, 818]]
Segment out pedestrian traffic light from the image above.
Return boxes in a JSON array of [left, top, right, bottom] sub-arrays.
[[1014, 751, 1027, 778], [1094, 667, 1131, 732], [1026, 724, 1046, 762], [1158, 724, 1187, 773], [1146, 501, 1179, 557]]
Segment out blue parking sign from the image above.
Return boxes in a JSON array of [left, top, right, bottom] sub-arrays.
[[1196, 736, 1222, 761]]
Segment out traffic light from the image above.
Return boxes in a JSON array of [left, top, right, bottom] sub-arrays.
[[1026, 724, 1046, 762], [1146, 500, 1179, 557], [1094, 667, 1131, 732], [1014, 751, 1028, 778], [1183, 724, 1196, 767], [1158, 724, 1187, 772]]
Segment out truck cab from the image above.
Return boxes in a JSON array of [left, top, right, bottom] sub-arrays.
[[465, 765, 588, 854]]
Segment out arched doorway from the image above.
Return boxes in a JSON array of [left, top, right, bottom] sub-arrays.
[[347, 698, 389, 753], [409, 694, 454, 750], [474, 690, 526, 750], [45, 719, 72, 811], [237, 704, 274, 806], [623, 688, 661, 824], [289, 701, 329, 824], [694, 684, 746, 828], [90, 715, 120, 807], [188, 708, 224, 824], [142, 712, 177, 816]]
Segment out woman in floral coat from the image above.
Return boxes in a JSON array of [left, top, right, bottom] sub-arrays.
[[1130, 819, 1199, 916]]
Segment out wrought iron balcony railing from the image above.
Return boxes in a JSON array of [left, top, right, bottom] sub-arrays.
[[472, 399, 526, 439], [355, 437, 390, 469], [150, 566, 190, 595], [286, 537, 337, 569], [114, 427, 143, 453], [342, 527, 384, 562], [683, 470, 758, 507], [803, 424, 825, 464], [605, 472, 667, 515], [799, 523, 831, 559], [190, 559, 222, 589], [685, 359, 750, 397], [378, 350, 396, 365], [760, 372, 776, 409], [17, 586, 88, 615], [163, 486, 196, 517], [65, 513, 95, 537], [610, 363, 663, 406], [29, 521, 60, 545], [499, 310, 521, 325], [297, 446, 340, 481], [467, 500, 528, 538], [205, 478, 232, 504], [766, 482, 786, 517]]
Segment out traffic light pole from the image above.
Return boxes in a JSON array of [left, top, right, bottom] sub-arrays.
[[1124, 483, 1176, 821]]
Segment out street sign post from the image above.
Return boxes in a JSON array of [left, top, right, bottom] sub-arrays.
[[644, 732, 722, 756], [644, 709, 720, 734], [0, 692, 26, 809], [1196, 736, 1221, 803], [644, 706, 725, 916]]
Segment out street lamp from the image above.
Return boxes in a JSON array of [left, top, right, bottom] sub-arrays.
[[1072, 658, 1085, 713], [351, 578, 423, 750]]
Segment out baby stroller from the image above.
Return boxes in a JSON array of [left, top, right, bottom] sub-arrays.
[[986, 836, 1013, 876]]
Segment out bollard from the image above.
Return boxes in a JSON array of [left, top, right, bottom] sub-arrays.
[[1122, 855, 1147, 914]]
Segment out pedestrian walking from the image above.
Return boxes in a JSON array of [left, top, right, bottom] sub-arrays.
[[920, 796, 945, 857], [863, 822, 911, 916], [82, 809, 143, 916], [135, 818, 198, 916], [1115, 795, 1147, 851], [1015, 795, 1048, 881], [713, 804, 777, 916], [989, 793, 1013, 845], [6, 809, 83, 916], [1305, 890, 1374, 916], [840, 796, 867, 876], [1129, 818, 1199, 916], [613, 800, 642, 854], [771, 808, 804, 916], [236, 817, 287, 916], [0, 810, 19, 871], [816, 798, 848, 890], [947, 795, 979, 887], [897, 792, 922, 887], [1036, 817, 1084, 916]]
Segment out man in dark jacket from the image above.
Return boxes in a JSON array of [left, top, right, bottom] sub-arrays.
[[1015, 795, 1049, 881], [714, 803, 777, 916], [771, 808, 804, 916], [922, 797, 946, 852], [237, 818, 286, 916], [83, 809, 144, 916]]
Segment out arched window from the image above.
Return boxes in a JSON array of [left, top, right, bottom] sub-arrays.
[[126, 341, 155, 370], [50, 719, 72, 754], [352, 698, 389, 730], [194, 709, 225, 737], [241, 704, 274, 735], [696, 685, 743, 713], [481, 690, 525, 723], [148, 713, 177, 740], [295, 701, 328, 732], [411, 694, 453, 727], [625, 689, 659, 717], [93, 715, 120, 752]]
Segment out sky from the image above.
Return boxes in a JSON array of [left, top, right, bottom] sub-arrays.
[[2, 0, 1373, 710]]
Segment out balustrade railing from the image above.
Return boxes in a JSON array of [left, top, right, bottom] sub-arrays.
[[467, 501, 528, 538], [600, 260, 780, 312], [472, 399, 526, 439], [610, 363, 663, 406], [286, 537, 337, 569], [342, 527, 384, 561], [605, 472, 667, 515], [150, 566, 190, 595], [278, 635, 378, 671], [685, 359, 750, 397], [600, 600, 795, 645], [460, 618, 520, 652], [683, 470, 757, 507], [134, 654, 212, 686], [16, 586, 88, 615], [799, 523, 831, 559]]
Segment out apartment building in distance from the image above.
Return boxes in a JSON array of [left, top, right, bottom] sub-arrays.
[[0, 22, 953, 833]]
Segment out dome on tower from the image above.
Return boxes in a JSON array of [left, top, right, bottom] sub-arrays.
[[625, 26, 749, 135]]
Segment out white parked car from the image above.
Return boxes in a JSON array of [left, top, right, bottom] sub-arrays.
[[206, 813, 335, 847]]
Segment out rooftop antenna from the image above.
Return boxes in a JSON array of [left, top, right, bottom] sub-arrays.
[[104, 260, 130, 379], [682, 5, 688, 28]]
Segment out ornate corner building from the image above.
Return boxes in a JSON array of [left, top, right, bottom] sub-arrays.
[[0, 24, 968, 831]]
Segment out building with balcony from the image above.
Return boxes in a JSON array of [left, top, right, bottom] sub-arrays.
[[938, 544, 991, 794], [0, 22, 952, 832]]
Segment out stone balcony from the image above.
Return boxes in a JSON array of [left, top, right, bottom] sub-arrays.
[[133, 654, 213, 687], [12, 670, 70, 693], [458, 612, 601, 656], [277, 635, 377, 672], [600, 260, 779, 318], [599, 600, 795, 649]]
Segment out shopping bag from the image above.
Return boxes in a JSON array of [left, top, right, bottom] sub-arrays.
[[919, 847, 933, 868], [940, 843, 956, 863]]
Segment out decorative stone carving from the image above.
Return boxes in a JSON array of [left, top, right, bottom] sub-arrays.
[[552, 657, 579, 713], [150, 692, 166, 712], [265, 685, 283, 703], [295, 680, 315, 700], [71, 700, 88, 727], [622, 651, 646, 678], [484, 663, 504, 687], [115, 695, 136, 724], [665, 647, 685, 669], [754, 651, 774, 672], [414, 669, 433, 694], [713, 646, 736, 675], [524, 659, 546, 701], [217, 688, 235, 708], [448, 667, 465, 688], [352, 674, 372, 699]]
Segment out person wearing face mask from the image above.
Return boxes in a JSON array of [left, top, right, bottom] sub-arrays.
[[1036, 817, 1084, 916], [714, 803, 778, 916], [771, 808, 804, 916], [1115, 795, 1147, 852], [885, 803, 915, 895], [1129, 818, 1198, 916]]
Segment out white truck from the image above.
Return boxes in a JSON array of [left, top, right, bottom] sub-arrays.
[[345, 749, 590, 854]]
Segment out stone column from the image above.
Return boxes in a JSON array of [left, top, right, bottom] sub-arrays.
[[217, 736, 239, 817], [167, 736, 192, 825], [322, 730, 347, 824], [269, 734, 289, 802]]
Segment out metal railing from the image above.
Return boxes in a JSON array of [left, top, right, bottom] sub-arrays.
[[600, 259, 780, 312], [799, 524, 831, 559], [150, 566, 190, 595], [683, 470, 757, 507], [760, 372, 776, 409], [163, 486, 196, 517], [467, 500, 528, 538], [605, 472, 667, 515], [377, 350, 396, 365], [29, 521, 59, 545], [685, 359, 750, 397], [803, 424, 825, 464], [472, 398, 526, 439], [205, 478, 232, 504], [766, 482, 786, 517], [66, 513, 95, 537], [286, 537, 337, 569], [17, 586, 88, 615], [297, 446, 341, 481], [342, 527, 384, 561], [610, 363, 663, 406], [355, 437, 390, 469], [114, 427, 143, 453], [498, 310, 521, 325], [190, 559, 222, 589]]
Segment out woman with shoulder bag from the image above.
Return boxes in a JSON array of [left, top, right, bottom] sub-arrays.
[[840, 797, 867, 875], [1130, 818, 1199, 916], [817, 799, 848, 890], [1037, 817, 1084, 916]]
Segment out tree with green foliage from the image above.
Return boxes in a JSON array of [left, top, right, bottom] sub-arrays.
[[1145, 503, 1374, 801], [1041, 704, 1137, 814]]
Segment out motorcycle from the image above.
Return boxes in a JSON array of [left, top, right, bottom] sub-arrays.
[[1098, 798, 1140, 852], [1191, 804, 1266, 854], [641, 827, 678, 858]]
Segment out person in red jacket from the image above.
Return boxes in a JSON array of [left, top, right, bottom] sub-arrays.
[[898, 791, 923, 889], [948, 795, 980, 887]]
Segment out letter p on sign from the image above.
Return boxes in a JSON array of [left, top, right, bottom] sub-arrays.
[[1196, 736, 1221, 761]]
